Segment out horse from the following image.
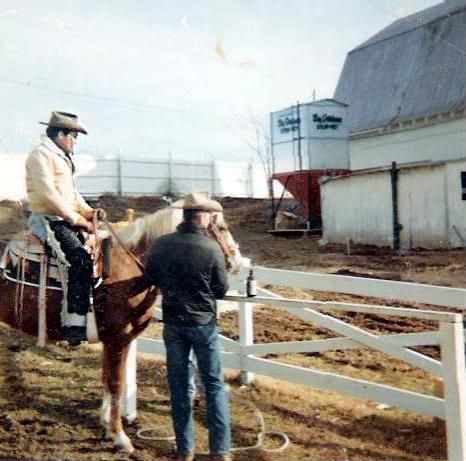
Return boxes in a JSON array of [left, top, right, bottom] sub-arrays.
[[0, 204, 242, 453], [117, 201, 242, 273]]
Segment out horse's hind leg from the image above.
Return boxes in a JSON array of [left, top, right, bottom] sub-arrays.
[[103, 342, 134, 453]]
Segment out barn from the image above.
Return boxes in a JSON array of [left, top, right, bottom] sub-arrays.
[[322, 0, 466, 248], [322, 158, 466, 249]]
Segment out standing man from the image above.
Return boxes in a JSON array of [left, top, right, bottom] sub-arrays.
[[26, 111, 99, 345], [144, 192, 232, 461]]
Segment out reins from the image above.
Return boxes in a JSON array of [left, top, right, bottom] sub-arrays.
[[208, 220, 236, 257], [99, 214, 145, 272]]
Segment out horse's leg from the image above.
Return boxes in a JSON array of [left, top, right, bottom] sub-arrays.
[[103, 342, 134, 452], [100, 345, 111, 431]]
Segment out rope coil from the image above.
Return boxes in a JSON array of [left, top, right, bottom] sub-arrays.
[[136, 387, 290, 455]]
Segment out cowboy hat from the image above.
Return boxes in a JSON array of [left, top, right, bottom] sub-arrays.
[[173, 192, 222, 212], [39, 111, 88, 134]]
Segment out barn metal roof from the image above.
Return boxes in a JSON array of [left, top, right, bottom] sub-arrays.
[[334, 0, 466, 133]]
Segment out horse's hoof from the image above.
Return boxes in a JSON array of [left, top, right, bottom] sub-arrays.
[[114, 432, 135, 453]]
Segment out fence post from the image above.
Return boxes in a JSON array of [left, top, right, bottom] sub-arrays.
[[211, 159, 216, 196], [117, 152, 123, 196], [439, 318, 466, 461], [123, 340, 138, 422], [238, 258, 255, 385], [247, 161, 254, 198], [167, 151, 173, 194]]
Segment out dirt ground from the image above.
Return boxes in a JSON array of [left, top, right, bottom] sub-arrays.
[[0, 195, 460, 461]]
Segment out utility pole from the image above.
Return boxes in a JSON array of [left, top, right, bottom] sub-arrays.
[[296, 101, 302, 171], [167, 150, 173, 194]]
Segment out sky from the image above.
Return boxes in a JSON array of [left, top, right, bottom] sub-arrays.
[[0, 0, 440, 162]]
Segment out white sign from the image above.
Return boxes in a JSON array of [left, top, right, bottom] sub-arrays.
[[271, 106, 303, 145]]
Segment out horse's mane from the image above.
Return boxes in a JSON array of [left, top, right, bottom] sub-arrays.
[[116, 206, 183, 250], [115, 201, 231, 254]]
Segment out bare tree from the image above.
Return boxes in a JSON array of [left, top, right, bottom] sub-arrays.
[[231, 111, 274, 198]]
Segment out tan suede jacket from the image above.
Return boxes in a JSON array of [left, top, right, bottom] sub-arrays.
[[25, 136, 93, 225]]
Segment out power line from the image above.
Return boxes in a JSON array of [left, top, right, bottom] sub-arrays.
[[0, 9, 239, 119], [0, 8, 208, 60], [0, 76, 236, 120]]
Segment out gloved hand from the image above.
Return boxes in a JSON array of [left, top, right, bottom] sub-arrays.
[[75, 216, 94, 233]]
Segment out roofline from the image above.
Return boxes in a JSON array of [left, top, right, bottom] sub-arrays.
[[321, 157, 466, 184], [348, 107, 466, 139], [271, 98, 348, 114], [350, 3, 466, 54]]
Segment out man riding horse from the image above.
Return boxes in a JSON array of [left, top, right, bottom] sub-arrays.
[[25, 111, 103, 345]]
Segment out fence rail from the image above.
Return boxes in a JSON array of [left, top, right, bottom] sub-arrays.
[[125, 265, 466, 461]]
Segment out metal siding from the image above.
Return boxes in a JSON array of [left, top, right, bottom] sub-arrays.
[[272, 100, 349, 173], [349, 118, 466, 169], [398, 166, 448, 248], [322, 172, 392, 245], [0, 154, 268, 199], [322, 162, 466, 248], [121, 159, 169, 178], [445, 159, 466, 246], [334, 6, 466, 133], [122, 177, 169, 195], [76, 176, 120, 195], [308, 139, 350, 169]]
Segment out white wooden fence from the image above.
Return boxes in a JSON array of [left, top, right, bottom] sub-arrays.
[[124, 265, 466, 461]]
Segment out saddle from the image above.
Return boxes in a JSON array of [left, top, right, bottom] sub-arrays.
[[0, 230, 112, 346], [1, 230, 111, 289]]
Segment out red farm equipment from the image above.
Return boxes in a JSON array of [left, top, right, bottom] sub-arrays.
[[270, 169, 351, 235]]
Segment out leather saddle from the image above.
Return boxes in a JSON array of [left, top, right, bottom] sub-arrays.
[[1, 230, 112, 289]]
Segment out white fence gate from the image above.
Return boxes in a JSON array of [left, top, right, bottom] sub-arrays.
[[125, 265, 466, 461]]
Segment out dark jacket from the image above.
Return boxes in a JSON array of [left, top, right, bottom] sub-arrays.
[[144, 221, 229, 326]]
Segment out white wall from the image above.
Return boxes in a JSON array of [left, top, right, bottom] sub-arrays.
[[398, 165, 448, 248], [271, 100, 350, 173], [349, 118, 466, 170], [307, 138, 349, 169], [445, 160, 466, 247], [321, 171, 393, 246], [322, 160, 466, 249]]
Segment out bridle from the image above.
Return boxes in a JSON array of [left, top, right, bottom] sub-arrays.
[[207, 214, 238, 267]]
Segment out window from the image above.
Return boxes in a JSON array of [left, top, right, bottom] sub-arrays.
[[461, 172, 466, 200]]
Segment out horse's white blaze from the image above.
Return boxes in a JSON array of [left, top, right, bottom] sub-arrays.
[[113, 431, 134, 453], [99, 392, 111, 426]]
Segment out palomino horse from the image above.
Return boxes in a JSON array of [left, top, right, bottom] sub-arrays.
[[0, 205, 241, 452], [117, 202, 242, 273]]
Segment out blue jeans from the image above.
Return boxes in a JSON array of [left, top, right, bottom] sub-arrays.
[[163, 322, 231, 455]]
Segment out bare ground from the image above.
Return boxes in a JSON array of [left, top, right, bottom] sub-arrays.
[[0, 195, 459, 461]]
